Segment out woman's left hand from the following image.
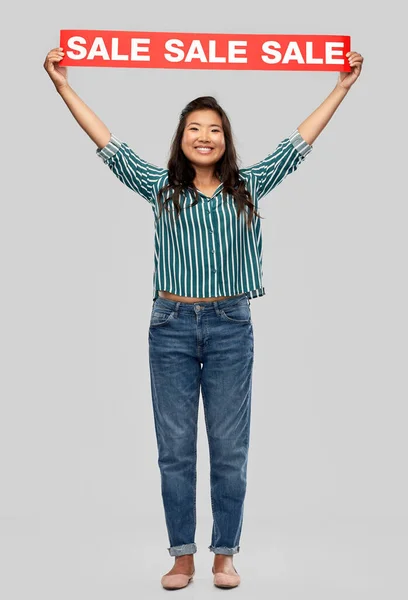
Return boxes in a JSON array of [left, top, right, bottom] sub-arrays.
[[337, 51, 364, 91]]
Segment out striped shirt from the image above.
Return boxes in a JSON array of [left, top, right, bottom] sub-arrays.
[[96, 129, 313, 301]]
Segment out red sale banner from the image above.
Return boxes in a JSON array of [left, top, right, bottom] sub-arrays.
[[59, 30, 351, 71]]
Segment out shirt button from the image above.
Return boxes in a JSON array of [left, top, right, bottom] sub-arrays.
[[211, 250, 215, 253], [209, 229, 213, 233]]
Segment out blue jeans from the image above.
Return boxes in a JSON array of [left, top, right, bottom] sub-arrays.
[[148, 293, 254, 557]]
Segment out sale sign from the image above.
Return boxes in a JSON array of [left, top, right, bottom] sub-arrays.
[[59, 30, 351, 71]]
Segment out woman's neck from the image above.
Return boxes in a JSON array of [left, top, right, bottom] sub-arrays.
[[193, 166, 220, 188]]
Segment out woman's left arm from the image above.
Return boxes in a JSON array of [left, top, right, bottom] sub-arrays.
[[297, 51, 364, 146]]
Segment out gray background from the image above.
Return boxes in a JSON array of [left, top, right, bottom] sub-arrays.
[[1, 0, 406, 597]]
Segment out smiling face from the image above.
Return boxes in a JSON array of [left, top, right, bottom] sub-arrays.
[[181, 109, 226, 171]]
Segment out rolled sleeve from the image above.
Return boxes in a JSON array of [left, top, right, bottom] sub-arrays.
[[95, 134, 168, 205], [288, 129, 313, 158], [240, 128, 313, 201], [96, 134, 123, 163]]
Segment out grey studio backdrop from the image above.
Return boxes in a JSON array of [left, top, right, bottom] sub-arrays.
[[1, 1, 407, 598]]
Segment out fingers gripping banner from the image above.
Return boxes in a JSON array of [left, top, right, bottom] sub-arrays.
[[59, 30, 351, 71]]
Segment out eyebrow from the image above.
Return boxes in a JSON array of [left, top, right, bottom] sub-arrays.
[[187, 122, 222, 128]]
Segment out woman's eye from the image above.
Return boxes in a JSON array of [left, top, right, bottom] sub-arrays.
[[189, 127, 221, 132]]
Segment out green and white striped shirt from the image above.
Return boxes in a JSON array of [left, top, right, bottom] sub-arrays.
[[96, 130, 312, 301]]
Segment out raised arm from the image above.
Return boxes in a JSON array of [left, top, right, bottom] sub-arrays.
[[240, 51, 364, 201], [43, 47, 110, 148], [43, 46, 168, 205], [297, 51, 364, 146], [57, 86, 111, 149], [297, 85, 349, 146]]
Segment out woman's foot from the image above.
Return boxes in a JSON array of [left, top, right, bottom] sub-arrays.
[[161, 554, 195, 590], [212, 554, 241, 588]]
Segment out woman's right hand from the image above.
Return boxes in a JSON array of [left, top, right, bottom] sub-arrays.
[[43, 47, 68, 89]]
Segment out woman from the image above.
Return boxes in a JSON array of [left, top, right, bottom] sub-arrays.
[[43, 46, 363, 590]]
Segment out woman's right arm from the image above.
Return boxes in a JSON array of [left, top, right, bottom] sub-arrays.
[[43, 47, 110, 149], [43, 46, 168, 204]]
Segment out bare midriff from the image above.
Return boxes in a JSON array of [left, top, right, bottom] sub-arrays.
[[158, 290, 244, 303]]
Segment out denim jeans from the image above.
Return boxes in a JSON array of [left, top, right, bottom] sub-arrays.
[[148, 293, 254, 557]]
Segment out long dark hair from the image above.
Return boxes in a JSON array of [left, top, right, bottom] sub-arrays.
[[156, 96, 262, 230]]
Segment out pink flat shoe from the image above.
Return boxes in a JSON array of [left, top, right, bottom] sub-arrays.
[[212, 565, 241, 588], [161, 569, 195, 590]]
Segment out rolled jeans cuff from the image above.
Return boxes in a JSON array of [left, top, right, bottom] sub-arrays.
[[168, 543, 197, 556], [208, 545, 240, 555]]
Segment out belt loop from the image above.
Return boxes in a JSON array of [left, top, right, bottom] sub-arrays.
[[174, 301, 181, 318]]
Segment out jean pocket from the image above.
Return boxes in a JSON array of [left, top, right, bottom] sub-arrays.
[[219, 297, 251, 324], [149, 306, 176, 328]]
